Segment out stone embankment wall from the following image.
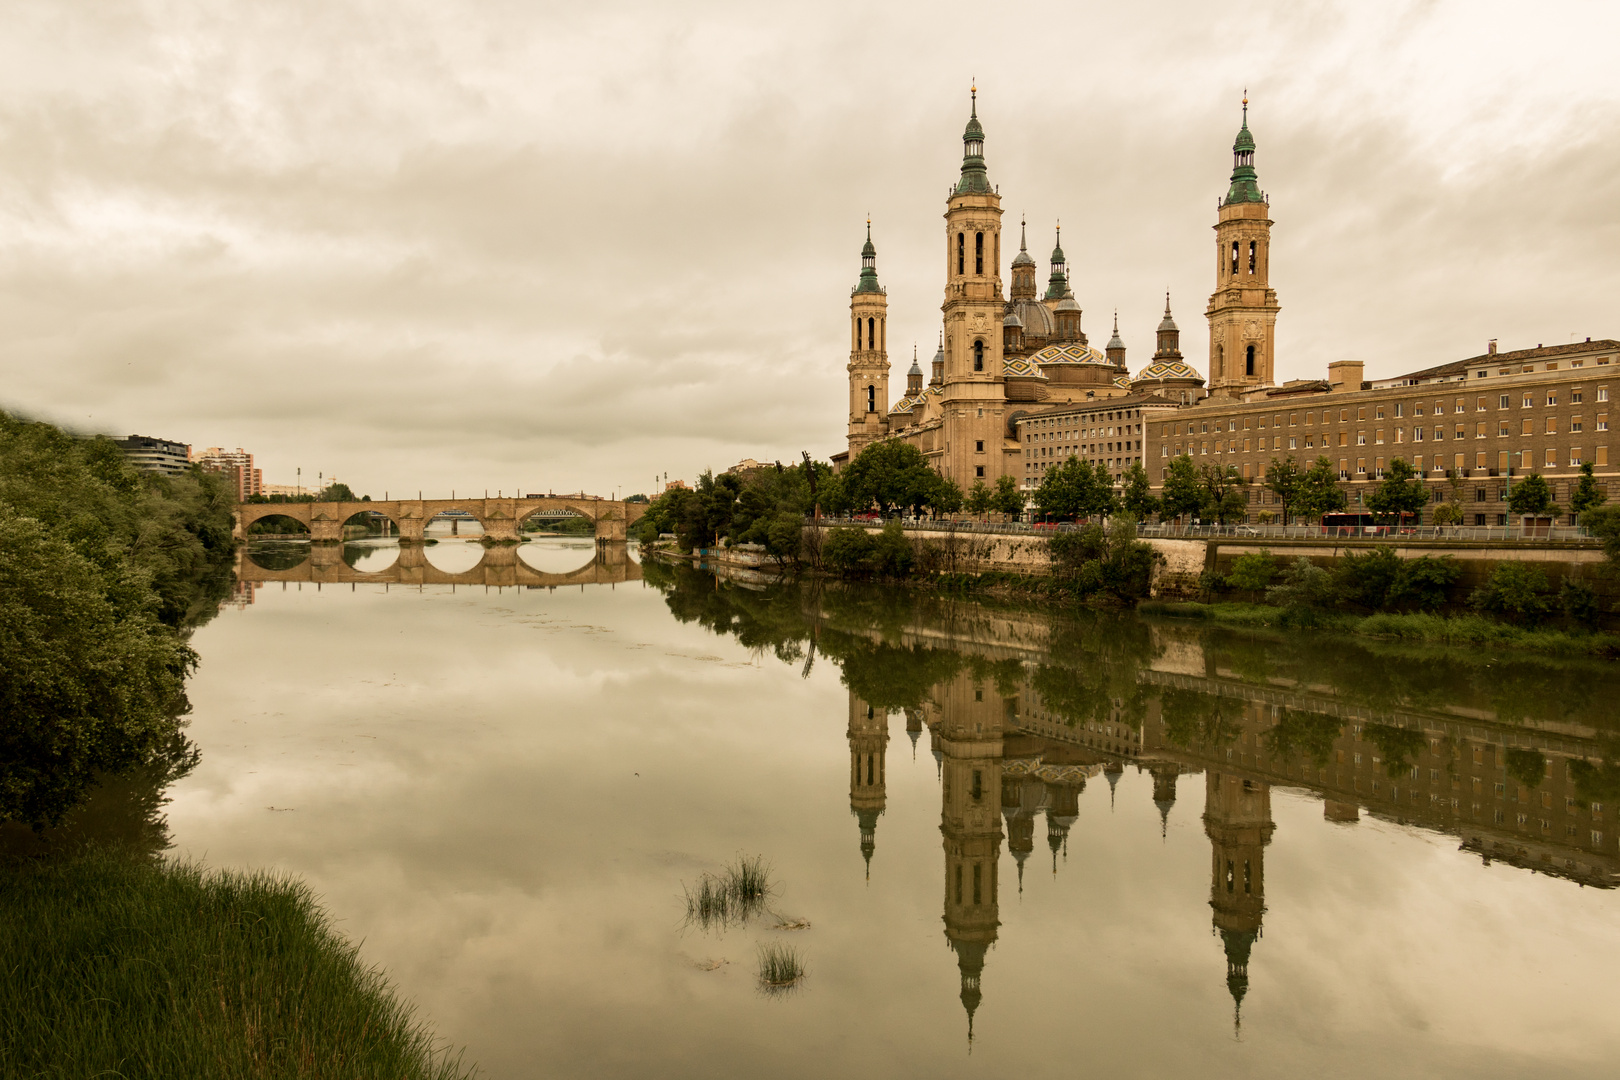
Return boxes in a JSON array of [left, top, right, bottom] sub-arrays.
[[1154, 537, 1611, 599]]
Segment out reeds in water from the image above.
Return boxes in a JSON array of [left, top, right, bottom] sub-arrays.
[[756, 941, 806, 992], [683, 854, 774, 930]]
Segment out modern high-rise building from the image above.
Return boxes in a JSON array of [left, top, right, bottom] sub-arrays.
[[194, 446, 263, 500], [113, 434, 190, 476]]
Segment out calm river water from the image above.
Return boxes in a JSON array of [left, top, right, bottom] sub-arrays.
[[167, 537, 1620, 1078]]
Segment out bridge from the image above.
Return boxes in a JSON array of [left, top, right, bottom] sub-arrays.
[[234, 496, 647, 544], [236, 541, 643, 588]]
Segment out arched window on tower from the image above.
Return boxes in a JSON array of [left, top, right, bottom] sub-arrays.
[[957, 233, 965, 275], [975, 232, 983, 275], [867, 317, 875, 351], [866, 385, 876, 413], [1249, 240, 1257, 274], [1216, 344, 1224, 377], [973, 339, 984, 372], [1246, 344, 1256, 377], [1230, 240, 1239, 278]]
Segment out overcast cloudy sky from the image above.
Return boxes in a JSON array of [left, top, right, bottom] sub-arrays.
[[1, 0, 1616, 498]]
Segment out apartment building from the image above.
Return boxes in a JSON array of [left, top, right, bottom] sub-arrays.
[[112, 434, 190, 476], [1143, 340, 1620, 524], [194, 446, 263, 501], [1014, 393, 1181, 491]]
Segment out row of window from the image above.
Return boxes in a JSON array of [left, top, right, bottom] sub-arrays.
[[1165, 387, 1612, 437]]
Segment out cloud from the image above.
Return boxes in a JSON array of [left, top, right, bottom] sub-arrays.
[[0, 0, 1616, 496]]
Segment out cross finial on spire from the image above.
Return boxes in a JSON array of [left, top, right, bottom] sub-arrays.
[[1165, 290, 1172, 314], [866, 215, 871, 240], [971, 78, 977, 118], [1113, 308, 1119, 333], [1020, 214, 1027, 250]]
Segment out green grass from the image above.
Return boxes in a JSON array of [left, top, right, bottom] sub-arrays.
[[755, 941, 805, 993], [682, 854, 774, 931], [1139, 601, 1620, 657], [0, 850, 473, 1079]]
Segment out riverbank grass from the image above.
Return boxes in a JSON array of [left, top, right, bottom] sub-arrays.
[[0, 850, 472, 1079], [1139, 601, 1620, 656], [683, 854, 773, 930], [756, 941, 806, 993]]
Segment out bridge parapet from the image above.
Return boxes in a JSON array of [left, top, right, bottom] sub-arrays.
[[235, 496, 647, 545]]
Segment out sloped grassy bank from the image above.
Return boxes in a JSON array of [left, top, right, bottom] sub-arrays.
[[0, 850, 472, 1079], [1139, 600, 1620, 657]]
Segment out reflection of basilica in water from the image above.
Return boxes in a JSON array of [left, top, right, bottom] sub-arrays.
[[842, 649, 1620, 1039]]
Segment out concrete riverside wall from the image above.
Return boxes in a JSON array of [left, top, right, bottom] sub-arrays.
[[805, 524, 1611, 601], [1199, 538, 1613, 601]]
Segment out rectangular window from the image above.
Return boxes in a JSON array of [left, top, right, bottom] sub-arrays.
[[1499, 395, 1510, 408], [1357, 432, 1367, 446], [1340, 409, 1349, 422], [1356, 458, 1366, 474], [1573, 390, 1584, 404], [1476, 423, 1486, 439], [1375, 429, 1385, 444], [1358, 408, 1367, 421], [1548, 394, 1558, 406], [1374, 407, 1384, 421], [975, 465, 985, 478], [1546, 417, 1558, 435], [1498, 422, 1510, 436], [1289, 437, 1298, 450], [1572, 449, 1583, 466], [1545, 448, 1557, 468], [1394, 403, 1404, 417], [1572, 418, 1584, 432], [1600, 388, 1610, 402], [1598, 447, 1609, 466], [975, 440, 984, 452], [1522, 418, 1534, 435], [1600, 414, 1609, 432], [1477, 397, 1487, 411]]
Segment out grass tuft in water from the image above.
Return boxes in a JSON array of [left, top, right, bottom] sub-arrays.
[[682, 854, 774, 931], [756, 941, 806, 992]]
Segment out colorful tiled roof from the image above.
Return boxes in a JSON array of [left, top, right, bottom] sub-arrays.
[[1135, 359, 1205, 383], [1030, 342, 1110, 366], [1003, 356, 1048, 379]]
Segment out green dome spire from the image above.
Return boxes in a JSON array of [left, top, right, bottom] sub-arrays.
[[854, 218, 884, 294], [954, 83, 992, 196], [1223, 94, 1264, 206], [1044, 223, 1068, 300]]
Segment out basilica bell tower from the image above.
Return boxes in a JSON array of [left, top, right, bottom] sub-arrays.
[[940, 86, 1006, 485], [848, 221, 891, 458], [1206, 97, 1280, 397]]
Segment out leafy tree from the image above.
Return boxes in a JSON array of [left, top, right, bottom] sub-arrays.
[[1262, 709, 1344, 768], [1160, 455, 1204, 522], [1365, 457, 1428, 523], [1046, 516, 1160, 601], [1559, 579, 1601, 628], [1295, 456, 1348, 521], [1266, 556, 1336, 612], [1581, 504, 1620, 568], [930, 474, 964, 516], [1264, 456, 1303, 524], [1364, 722, 1427, 779], [1034, 458, 1114, 521], [1431, 469, 1466, 526], [842, 440, 937, 516], [1507, 473, 1557, 518], [1571, 461, 1607, 516], [1390, 555, 1461, 611], [1504, 747, 1547, 790], [966, 479, 992, 519], [991, 474, 1024, 517], [1198, 462, 1248, 524], [1118, 462, 1160, 521], [1225, 550, 1279, 598], [318, 481, 358, 502], [1470, 562, 1553, 624], [822, 521, 914, 578]]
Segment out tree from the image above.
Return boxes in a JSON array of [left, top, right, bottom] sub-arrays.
[[1430, 468, 1467, 527], [1507, 473, 1557, 518], [1161, 455, 1204, 522], [930, 474, 964, 516], [966, 479, 992, 519], [991, 474, 1024, 518], [1365, 457, 1429, 523], [318, 481, 358, 502], [1295, 456, 1348, 522], [841, 440, 936, 516], [1118, 462, 1161, 521], [1470, 562, 1553, 624], [1264, 456, 1303, 524], [1035, 457, 1111, 521], [1571, 461, 1607, 516], [1197, 462, 1248, 524]]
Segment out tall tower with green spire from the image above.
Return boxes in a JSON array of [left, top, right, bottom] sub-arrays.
[[847, 693, 890, 880], [848, 219, 892, 458], [1203, 768, 1274, 1035], [1205, 95, 1280, 398], [940, 84, 1008, 487]]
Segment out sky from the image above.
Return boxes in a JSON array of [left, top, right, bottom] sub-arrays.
[[0, 0, 1616, 499]]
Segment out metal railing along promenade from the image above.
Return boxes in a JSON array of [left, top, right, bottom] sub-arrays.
[[808, 515, 1600, 544]]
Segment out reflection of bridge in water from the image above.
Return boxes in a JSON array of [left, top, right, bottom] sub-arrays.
[[237, 542, 643, 588]]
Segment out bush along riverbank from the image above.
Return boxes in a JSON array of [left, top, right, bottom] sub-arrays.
[[1142, 545, 1620, 656], [1, 411, 474, 1075]]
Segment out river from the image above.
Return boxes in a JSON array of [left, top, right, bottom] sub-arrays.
[[164, 536, 1620, 1078]]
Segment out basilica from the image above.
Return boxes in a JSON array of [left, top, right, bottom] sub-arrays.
[[836, 90, 1276, 485]]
